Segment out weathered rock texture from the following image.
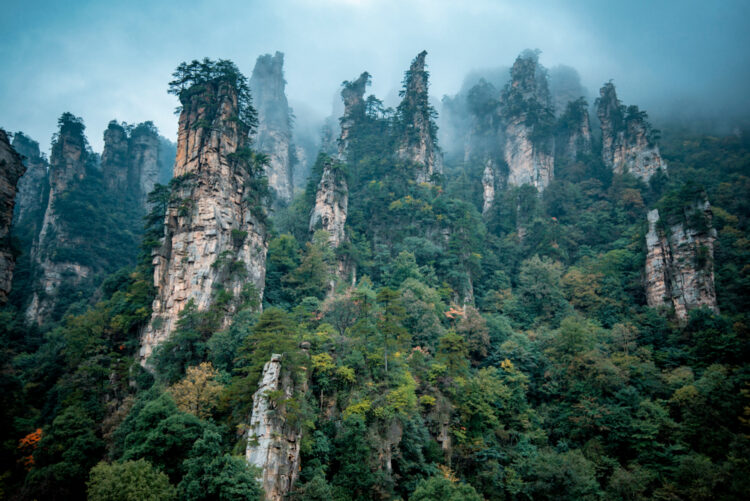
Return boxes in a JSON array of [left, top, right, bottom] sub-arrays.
[[250, 52, 294, 204], [557, 97, 592, 160], [338, 72, 370, 160], [26, 114, 92, 322], [645, 200, 718, 322], [309, 156, 348, 248], [0, 130, 26, 303], [11, 132, 48, 230], [396, 51, 442, 183], [245, 354, 302, 501], [102, 121, 163, 205], [500, 51, 555, 191], [140, 79, 268, 364], [597, 82, 667, 181]]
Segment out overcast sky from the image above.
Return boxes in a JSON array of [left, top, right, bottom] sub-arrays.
[[1, 0, 748, 153]]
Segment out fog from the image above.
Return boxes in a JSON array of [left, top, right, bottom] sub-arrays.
[[1, 0, 748, 155]]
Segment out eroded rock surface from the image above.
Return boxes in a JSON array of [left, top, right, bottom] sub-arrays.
[[309, 156, 348, 248], [557, 97, 592, 161], [338, 72, 369, 160], [102, 121, 163, 205], [0, 130, 26, 303], [645, 200, 718, 322], [140, 78, 268, 364], [11, 132, 48, 230]]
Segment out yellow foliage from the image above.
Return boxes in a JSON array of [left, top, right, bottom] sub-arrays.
[[343, 399, 372, 419], [312, 353, 335, 373], [167, 362, 224, 419]]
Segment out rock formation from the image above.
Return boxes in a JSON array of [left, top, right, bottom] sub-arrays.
[[0, 130, 26, 303], [250, 52, 294, 205], [597, 82, 667, 181], [102, 120, 164, 205], [499, 50, 555, 191], [26, 113, 92, 322], [395, 51, 442, 183], [557, 97, 592, 161], [140, 72, 268, 365], [245, 354, 302, 501], [645, 199, 718, 322], [11, 132, 48, 231], [338, 72, 370, 160], [309, 156, 348, 248]]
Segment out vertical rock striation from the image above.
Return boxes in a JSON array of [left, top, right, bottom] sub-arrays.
[[557, 97, 592, 161], [140, 73, 268, 365], [597, 82, 666, 181], [0, 130, 26, 303], [245, 354, 302, 501], [11, 132, 48, 231], [26, 114, 92, 322], [395, 51, 442, 183], [499, 50, 555, 191], [338, 72, 370, 160], [101, 121, 130, 192], [309, 156, 348, 248], [250, 52, 294, 205], [644, 199, 718, 322]]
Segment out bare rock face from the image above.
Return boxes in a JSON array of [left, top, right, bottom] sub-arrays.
[[597, 82, 666, 181], [309, 156, 348, 248], [645, 200, 718, 322], [395, 51, 442, 183], [482, 159, 499, 215], [245, 354, 302, 501], [500, 50, 555, 191], [557, 97, 592, 160], [139, 79, 268, 365], [0, 130, 26, 303], [338, 72, 370, 160], [250, 52, 294, 205], [11, 132, 48, 230], [26, 114, 92, 322], [102, 121, 163, 205]]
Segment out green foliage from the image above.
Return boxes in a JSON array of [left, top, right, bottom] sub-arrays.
[[87, 459, 176, 501], [409, 475, 482, 501]]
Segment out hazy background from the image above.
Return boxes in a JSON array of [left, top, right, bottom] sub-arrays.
[[1, 0, 748, 153]]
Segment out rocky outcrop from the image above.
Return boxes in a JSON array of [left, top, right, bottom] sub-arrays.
[[140, 74, 268, 365], [26, 113, 92, 322], [11, 132, 48, 230], [395, 51, 442, 183], [309, 156, 347, 248], [0, 130, 26, 303], [645, 200, 718, 322], [102, 121, 163, 205], [557, 97, 592, 160], [597, 82, 666, 181], [245, 354, 302, 501], [499, 50, 555, 191], [250, 52, 294, 205], [481, 159, 500, 215], [338, 72, 370, 160]]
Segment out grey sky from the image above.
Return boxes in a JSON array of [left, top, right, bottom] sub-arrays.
[[1, 0, 748, 153]]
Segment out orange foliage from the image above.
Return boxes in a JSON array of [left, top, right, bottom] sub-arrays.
[[18, 428, 42, 471]]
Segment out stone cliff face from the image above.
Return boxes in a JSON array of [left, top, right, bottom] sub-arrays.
[[11, 132, 48, 230], [250, 52, 294, 205], [338, 72, 369, 160], [102, 121, 163, 205], [0, 130, 26, 303], [245, 354, 302, 501], [309, 156, 348, 248], [140, 78, 268, 364], [500, 51, 555, 191], [395, 51, 442, 183], [645, 200, 718, 322], [26, 114, 92, 322], [557, 97, 592, 161], [597, 82, 666, 181]]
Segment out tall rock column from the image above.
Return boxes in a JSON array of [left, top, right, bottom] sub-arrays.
[[338, 72, 370, 160], [101, 121, 130, 192], [0, 130, 26, 303], [129, 122, 161, 205], [26, 113, 92, 322], [644, 199, 718, 322], [245, 354, 303, 501], [140, 70, 268, 365], [499, 50, 555, 191], [250, 52, 294, 205], [11, 132, 48, 231], [395, 51, 442, 183], [557, 97, 592, 161], [309, 156, 348, 248], [597, 82, 667, 181]]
